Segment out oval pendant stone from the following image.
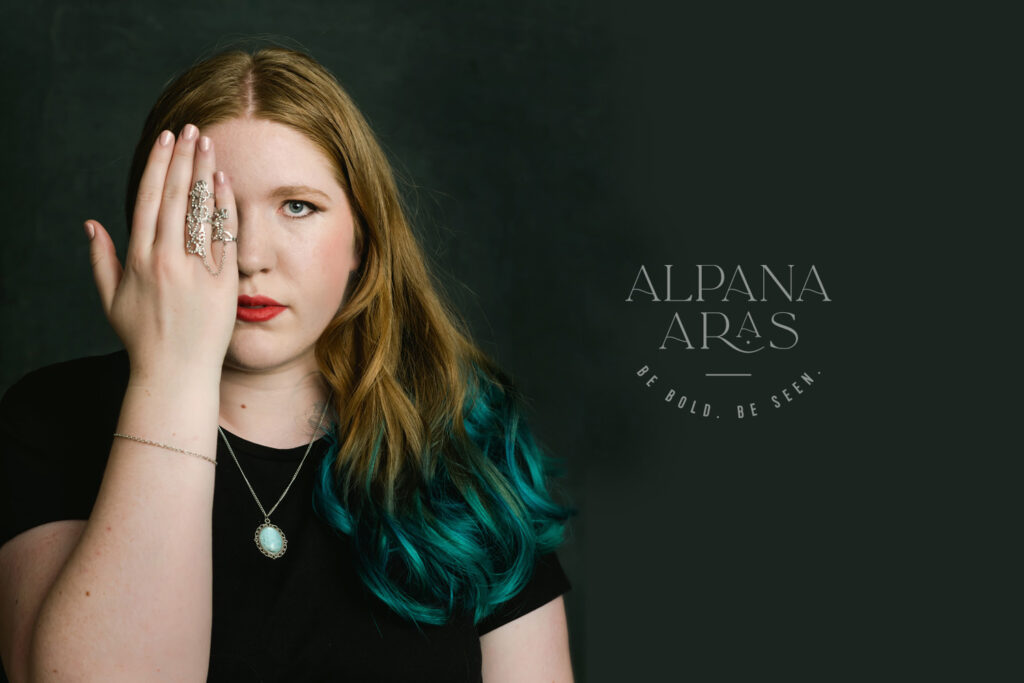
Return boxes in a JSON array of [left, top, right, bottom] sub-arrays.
[[255, 523, 286, 558]]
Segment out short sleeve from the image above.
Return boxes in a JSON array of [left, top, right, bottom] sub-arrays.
[[475, 550, 572, 636], [0, 351, 128, 551]]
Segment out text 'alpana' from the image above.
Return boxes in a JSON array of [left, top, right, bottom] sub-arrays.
[[625, 264, 831, 303]]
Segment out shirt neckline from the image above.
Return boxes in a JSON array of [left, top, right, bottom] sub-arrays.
[[217, 426, 332, 462]]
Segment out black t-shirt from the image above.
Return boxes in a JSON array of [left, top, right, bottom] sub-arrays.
[[0, 350, 571, 682]]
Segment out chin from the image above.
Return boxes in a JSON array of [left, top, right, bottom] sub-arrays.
[[224, 349, 275, 372], [224, 339, 301, 372]]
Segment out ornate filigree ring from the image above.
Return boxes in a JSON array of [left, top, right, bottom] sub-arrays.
[[184, 179, 234, 276]]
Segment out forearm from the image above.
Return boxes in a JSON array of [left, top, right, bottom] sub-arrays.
[[28, 376, 220, 681]]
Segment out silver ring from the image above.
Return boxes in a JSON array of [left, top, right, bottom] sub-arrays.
[[185, 179, 211, 257], [211, 207, 235, 243], [185, 178, 233, 276]]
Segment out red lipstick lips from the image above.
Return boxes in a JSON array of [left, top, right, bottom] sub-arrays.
[[237, 295, 286, 323]]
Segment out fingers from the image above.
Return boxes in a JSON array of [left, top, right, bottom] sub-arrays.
[[129, 129, 175, 256], [85, 219, 123, 316], [155, 123, 200, 255], [119, 123, 235, 282]]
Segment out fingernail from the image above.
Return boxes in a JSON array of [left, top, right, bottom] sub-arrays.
[[83, 221, 95, 240], [199, 136, 211, 152], [183, 124, 198, 140], [215, 170, 226, 185], [158, 130, 173, 146]]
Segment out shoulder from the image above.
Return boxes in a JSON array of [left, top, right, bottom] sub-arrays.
[[1, 348, 129, 434]]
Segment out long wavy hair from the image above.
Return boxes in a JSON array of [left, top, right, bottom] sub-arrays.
[[124, 45, 574, 625]]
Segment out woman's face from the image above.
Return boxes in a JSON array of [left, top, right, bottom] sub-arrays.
[[202, 117, 360, 374]]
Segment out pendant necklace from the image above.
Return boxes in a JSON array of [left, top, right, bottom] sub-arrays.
[[218, 393, 332, 559]]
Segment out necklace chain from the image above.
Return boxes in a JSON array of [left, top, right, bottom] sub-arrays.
[[218, 394, 332, 521]]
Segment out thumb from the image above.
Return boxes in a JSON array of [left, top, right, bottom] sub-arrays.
[[84, 220, 122, 315]]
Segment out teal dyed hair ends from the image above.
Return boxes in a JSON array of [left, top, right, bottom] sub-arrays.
[[312, 365, 575, 626]]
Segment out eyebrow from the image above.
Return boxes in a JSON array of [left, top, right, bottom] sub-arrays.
[[268, 185, 332, 203]]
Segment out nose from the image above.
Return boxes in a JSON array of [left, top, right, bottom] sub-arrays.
[[234, 207, 276, 277]]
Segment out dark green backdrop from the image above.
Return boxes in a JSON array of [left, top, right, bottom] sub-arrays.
[[2, 1, 974, 680]]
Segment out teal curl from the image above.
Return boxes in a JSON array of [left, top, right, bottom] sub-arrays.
[[312, 364, 576, 626]]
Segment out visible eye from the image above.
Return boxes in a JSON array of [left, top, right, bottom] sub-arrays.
[[282, 200, 319, 219]]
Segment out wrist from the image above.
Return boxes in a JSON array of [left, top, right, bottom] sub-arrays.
[[118, 377, 222, 450], [124, 372, 222, 414], [127, 363, 222, 394]]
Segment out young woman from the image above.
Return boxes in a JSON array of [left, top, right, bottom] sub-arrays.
[[0, 46, 575, 681]]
